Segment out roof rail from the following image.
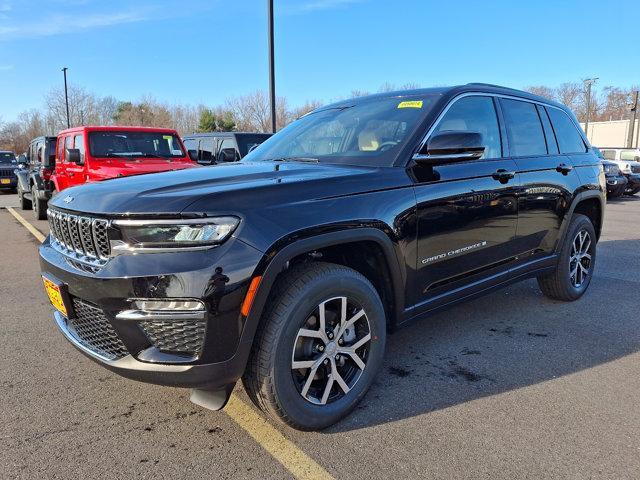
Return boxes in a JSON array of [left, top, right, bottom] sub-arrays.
[[465, 82, 520, 91]]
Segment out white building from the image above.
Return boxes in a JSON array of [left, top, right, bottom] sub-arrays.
[[580, 119, 639, 148]]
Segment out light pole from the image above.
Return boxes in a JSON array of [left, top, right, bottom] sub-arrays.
[[583, 77, 598, 138], [628, 91, 638, 148], [267, 0, 276, 133], [62, 67, 70, 128]]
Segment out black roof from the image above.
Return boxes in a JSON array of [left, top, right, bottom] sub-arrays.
[[319, 83, 568, 112], [29, 135, 57, 144], [183, 132, 273, 138]]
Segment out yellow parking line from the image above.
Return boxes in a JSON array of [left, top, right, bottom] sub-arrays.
[[6, 207, 46, 242], [5, 205, 334, 480]]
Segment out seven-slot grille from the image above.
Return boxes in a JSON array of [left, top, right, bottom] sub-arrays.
[[48, 209, 110, 261], [68, 298, 129, 360], [0, 168, 15, 177]]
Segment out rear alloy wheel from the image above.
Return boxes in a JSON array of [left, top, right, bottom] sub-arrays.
[[243, 262, 386, 430], [538, 214, 596, 301]]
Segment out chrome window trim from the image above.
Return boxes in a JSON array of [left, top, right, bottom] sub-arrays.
[[413, 91, 589, 161]]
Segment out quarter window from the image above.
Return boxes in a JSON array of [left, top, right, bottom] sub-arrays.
[[537, 105, 559, 154], [432, 96, 502, 159], [64, 136, 73, 161], [501, 99, 547, 157], [546, 107, 587, 154]]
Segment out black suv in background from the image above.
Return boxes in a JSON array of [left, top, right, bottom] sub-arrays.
[[0, 151, 18, 192], [182, 132, 272, 165], [16, 136, 57, 219], [39, 84, 604, 430]]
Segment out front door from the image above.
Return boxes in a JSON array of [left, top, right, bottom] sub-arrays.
[[412, 95, 519, 310]]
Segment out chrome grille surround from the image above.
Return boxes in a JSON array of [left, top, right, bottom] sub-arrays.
[[47, 208, 110, 266]]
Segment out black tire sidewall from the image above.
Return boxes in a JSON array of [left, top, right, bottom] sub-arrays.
[[271, 270, 386, 430]]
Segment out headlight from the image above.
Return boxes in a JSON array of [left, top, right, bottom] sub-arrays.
[[112, 217, 239, 251]]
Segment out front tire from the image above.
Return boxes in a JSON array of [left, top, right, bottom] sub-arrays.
[[537, 214, 596, 301], [18, 185, 32, 210], [32, 185, 47, 220], [243, 262, 386, 430], [624, 186, 640, 196]]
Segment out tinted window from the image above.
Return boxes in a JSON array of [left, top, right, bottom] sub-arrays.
[[183, 138, 198, 152], [218, 138, 239, 162], [546, 107, 587, 154], [237, 134, 272, 156], [432, 96, 502, 159], [537, 105, 559, 154], [200, 138, 215, 163], [88, 131, 185, 158], [64, 136, 73, 161], [73, 135, 85, 162], [501, 99, 547, 156]]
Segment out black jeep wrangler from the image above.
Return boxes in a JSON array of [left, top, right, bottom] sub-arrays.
[[39, 84, 605, 430], [16, 136, 57, 219]]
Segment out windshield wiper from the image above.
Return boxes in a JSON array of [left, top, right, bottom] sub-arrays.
[[138, 153, 172, 159], [271, 156, 319, 163]]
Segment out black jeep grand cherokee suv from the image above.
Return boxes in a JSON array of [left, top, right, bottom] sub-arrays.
[[40, 84, 605, 430]]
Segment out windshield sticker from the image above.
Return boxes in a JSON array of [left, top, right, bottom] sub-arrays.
[[397, 100, 423, 109], [163, 135, 172, 141]]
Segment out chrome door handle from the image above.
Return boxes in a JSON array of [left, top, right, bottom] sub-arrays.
[[492, 169, 515, 183], [556, 163, 573, 175]]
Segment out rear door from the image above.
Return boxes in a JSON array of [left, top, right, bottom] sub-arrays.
[[499, 98, 581, 263], [412, 95, 519, 309]]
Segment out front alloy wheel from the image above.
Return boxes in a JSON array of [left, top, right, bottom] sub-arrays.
[[291, 296, 371, 405]]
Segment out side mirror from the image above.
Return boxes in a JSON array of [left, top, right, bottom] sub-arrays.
[[414, 131, 485, 166], [219, 147, 239, 162], [188, 149, 198, 161], [66, 148, 83, 165]]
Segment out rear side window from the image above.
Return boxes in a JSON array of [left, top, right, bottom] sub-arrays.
[[546, 108, 587, 154], [537, 105, 559, 154], [200, 138, 216, 163], [432, 96, 502, 159], [500, 99, 547, 157]]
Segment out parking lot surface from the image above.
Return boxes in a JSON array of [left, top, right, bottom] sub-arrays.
[[2, 196, 640, 479]]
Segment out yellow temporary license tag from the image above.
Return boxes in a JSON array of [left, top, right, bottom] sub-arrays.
[[42, 276, 67, 317], [397, 100, 423, 109]]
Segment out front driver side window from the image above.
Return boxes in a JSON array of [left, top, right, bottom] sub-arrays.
[[432, 96, 502, 159]]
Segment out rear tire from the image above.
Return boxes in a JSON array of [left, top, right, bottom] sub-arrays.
[[32, 185, 47, 220], [18, 185, 32, 210], [537, 214, 596, 301], [242, 262, 386, 430], [624, 186, 640, 196]]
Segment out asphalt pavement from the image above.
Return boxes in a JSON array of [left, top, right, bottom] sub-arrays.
[[1, 195, 639, 479]]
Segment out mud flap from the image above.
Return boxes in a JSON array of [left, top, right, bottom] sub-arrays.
[[190, 384, 235, 411]]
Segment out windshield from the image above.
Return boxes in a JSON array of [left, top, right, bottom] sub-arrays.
[[0, 152, 16, 164], [243, 95, 438, 166], [88, 131, 185, 159]]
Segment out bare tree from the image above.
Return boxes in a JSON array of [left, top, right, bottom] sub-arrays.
[[226, 90, 290, 132], [556, 82, 583, 115], [525, 85, 556, 101]]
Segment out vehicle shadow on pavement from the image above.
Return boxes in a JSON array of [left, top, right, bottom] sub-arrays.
[[329, 238, 640, 432]]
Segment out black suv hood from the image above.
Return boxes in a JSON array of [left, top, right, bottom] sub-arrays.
[[50, 161, 410, 216]]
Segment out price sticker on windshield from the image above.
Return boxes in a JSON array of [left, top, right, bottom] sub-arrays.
[[397, 100, 423, 109]]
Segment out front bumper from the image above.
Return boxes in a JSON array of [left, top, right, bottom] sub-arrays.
[[605, 174, 627, 194], [624, 173, 640, 188], [40, 234, 264, 390]]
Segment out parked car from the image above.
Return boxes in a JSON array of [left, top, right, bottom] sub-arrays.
[[182, 132, 272, 165], [16, 136, 57, 218], [0, 150, 18, 192], [27, 126, 198, 219], [593, 147, 628, 198], [40, 84, 604, 430], [598, 147, 640, 195]]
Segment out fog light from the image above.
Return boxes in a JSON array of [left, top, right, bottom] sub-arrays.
[[132, 299, 205, 312]]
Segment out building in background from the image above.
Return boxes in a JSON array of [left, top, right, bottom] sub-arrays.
[[581, 119, 639, 148]]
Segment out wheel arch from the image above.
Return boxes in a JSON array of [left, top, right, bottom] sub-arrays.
[[241, 228, 406, 351], [557, 191, 604, 253]]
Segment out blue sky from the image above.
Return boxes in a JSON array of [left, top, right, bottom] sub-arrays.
[[1, 0, 639, 121]]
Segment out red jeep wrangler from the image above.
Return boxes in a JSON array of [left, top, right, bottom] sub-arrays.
[[33, 126, 197, 219]]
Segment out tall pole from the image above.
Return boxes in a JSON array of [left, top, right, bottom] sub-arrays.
[[62, 67, 70, 128], [627, 90, 638, 148], [268, 0, 276, 133], [583, 77, 598, 139]]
